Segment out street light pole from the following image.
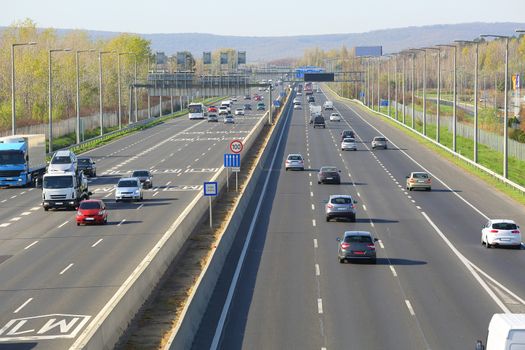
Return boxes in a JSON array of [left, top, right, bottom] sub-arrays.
[[481, 34, 510, 178], [75, 49, 95, 144], [48, 48, 72, 153], [438, 44, 458, 151], [98, 51, 113, 137], [11, 42, 37, 135], [411, 49, 427, 134], [411, 53, 415, 129], [117, 52, 134, 129], [423, 47, 442, 142]]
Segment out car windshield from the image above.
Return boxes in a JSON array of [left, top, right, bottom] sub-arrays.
[[0, 150, 25, 165], [343, 138, 355, 143], [78, 159, 91, 165], [492, 222, 518, 230], [288, 155, 302, 161], [189, 105, 203, 113], [344, 235, 373, 243], [413, 173, 429, 179], [118, 180, 138, 188], [132, 171, 149, 177], [79, 201, 101, 209], [43, 175, 73, 189], [321, 167, 338, 173], [51, 156, 72, 164], [331, 197, 352, 204]]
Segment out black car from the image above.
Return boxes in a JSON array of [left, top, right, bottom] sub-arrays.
[[340, 130, 355, 141], [77, 157, 96, 177], [317, 166, 341, 184], [131, 169, 153, 189], [307, 96, 315, 103], [244, 95, 251, 100], [244, 104, 252, 110], [313, 115, 326, 128]]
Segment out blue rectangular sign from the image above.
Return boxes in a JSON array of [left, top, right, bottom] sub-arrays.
[[224, 153, 241, 168], [204, 182, 218, 196]]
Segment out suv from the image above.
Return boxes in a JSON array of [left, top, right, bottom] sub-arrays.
[[313, 115, 326, 128], [115, 177, 143, 202], [406, 172, 431, 191], [131, 169, 153, 189], [371, 136, 388, 149], [325, 194, 357, 222], [257, 102, 265, 110], [77, 157, 96, 177], [341, 130, 355, 141], [337, 231, 378, 264], [481, 219, 521, 249], [218, 106, 229, 115]]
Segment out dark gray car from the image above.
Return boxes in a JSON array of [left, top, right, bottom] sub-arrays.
[[337, 231, 378, 264], [317, 166, 341, 184], [131, 170, 153, 189], [325, 194, 357, 222], [77, 157, 96, 177]]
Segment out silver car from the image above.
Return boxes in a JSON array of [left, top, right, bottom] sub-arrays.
[[325, 194, 357, 222], [341, 138, 357, 151], [115, 177, 143, 202], [371, 136, 388, 149], [337, 231, 378, 264], [285, 154, 304, 171]]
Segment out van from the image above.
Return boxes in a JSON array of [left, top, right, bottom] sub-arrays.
[[323, 101, 334, 110], [221, 100, 232, 113], [48, 150, 77, 174], [476, 314, 525, 349]]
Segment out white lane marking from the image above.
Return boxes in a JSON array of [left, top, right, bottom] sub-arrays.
[[13, 298, 33, 314], [1, 199, 6, 203], [411, 199, 416, 203], [416, 206, 422, 210], [405, 300, 416, 316], [357, 192, 361, 197], [10, 217, 21, 222], [28, 188, 34, 191], [310, 191, 314, 197], [91, 238, 103, 247], [421, 211, 510, 313], [30, 207, 40, 211], [117, 219, 126, 226], [58, 221, 68, 228], [20, 191, 26, 195], [362, 204, 367, 211], [315, 264, 320, 276], [309, 181, 312, 186], [195, 158, 199, 162], [314, 239, 318, 248], [311, 204, 315, 211], [165, 181, 172, 186], [59, 263, 74, 275], [309, 173, 312, 177], [153, 191, 159, 197], [0, 223, 11, 227], [370, 222, 375, 228], [20, 212, 31, 216], [312, 219, 316, 227], [24, 241, 38, 250], [407, 195, 412, 199], [390, 265, 398, 277], [378, 240, 384, 249], [10, 195, 16, 199], [318, 298, 324, 314], [136, 204, 144, 210], [104, 192, 112, 198]]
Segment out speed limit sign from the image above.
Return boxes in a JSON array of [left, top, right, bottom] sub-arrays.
[[230, 139, 243, 153]]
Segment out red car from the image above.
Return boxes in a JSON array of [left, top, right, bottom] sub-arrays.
[[208, 106, 218, 113], [254, 95, 262, 101], [76, 199, 108, 226]]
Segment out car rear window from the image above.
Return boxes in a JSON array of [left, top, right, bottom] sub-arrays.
[[331, 197, 352, 204], [321, 167, 338, 173], [288, 155, 302, 161], [375, 137, 386, 141], [79, 201, 101, 209], [343, 138, 355, 143], [132, 171, 149, 177], [492, 222, 518, 230], [413, 173, 429, 179], [345, 235, 372, 243], [118, 180, 138, 187]]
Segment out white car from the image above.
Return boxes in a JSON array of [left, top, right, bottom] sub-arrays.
[[234, 108, 244, 116], [330, 113, 341, 122], [224, 115, 235, 124], [115, 177, 143, 202], [285, 154, 304, 171], [341, 138, 357, 151], [218, 106, 229, 115], [481, 219, 521, 249], [294, 104, 302, 110]]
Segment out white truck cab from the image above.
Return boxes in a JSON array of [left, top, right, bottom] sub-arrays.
[[477, 314, 525, 350]]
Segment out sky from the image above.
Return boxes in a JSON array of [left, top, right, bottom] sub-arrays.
[[2, 0, 525, 36]]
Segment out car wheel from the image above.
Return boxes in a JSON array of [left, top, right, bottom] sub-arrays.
[[427, 187, 431, 191], [115, 199, 120, 203], [336, 180, 341, 185], [370, 258, 377, 264], [104, 217, 108, 224], [326, 216, 330, 222], [77, 222, 80, 226], [300, 167, 304, 171], [339, 258, 345, 264], [351, 215, 356, 223], [486, 240, 491, 248], [318, 181, 321, 184], [285, 168, 288, 171], [44, 207, 49, 211], [409, 187, 413, 191]]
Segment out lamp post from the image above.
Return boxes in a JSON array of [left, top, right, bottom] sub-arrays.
[[437, 44, 458, 152], [11, 42, 37, 135], [411, 52, 416, 128], [411, 48, 427, 134], [423, 47, 442, 143], [117, 52, 134, 129], [98, 51, 114, 136], [455, 40, 480, 162], [76, 49, 95, 144], [480, 34, 510, 178], [48, 48, 72, 153]]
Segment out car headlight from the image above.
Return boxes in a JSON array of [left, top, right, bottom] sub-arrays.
[[134, 190, 140, 195]]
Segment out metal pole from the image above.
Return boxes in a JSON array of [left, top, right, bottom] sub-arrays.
[[387, 58, 391, 116], [134, 55, 138, 123], [235, 171, 238, 192], [117, 53, 122, 130], [209, 196, 212, 228], [394, 56, 398, 120], [402, 55, 406, 124], [423, 51, 427, 135], [11, 44, 16, 135], [437, 49, 441, 142], [75, 51, 81, 144], [48, 50, 53, 153], [453, 46, 457, 152], [268, 84, 272, 124], [99, 51, 104, 136], [411, 54, 415, 128], [377, 58, 380, 111], [503, 37, 509, 178], [147, 56, 151, 118], [474, 42, 479, 162]]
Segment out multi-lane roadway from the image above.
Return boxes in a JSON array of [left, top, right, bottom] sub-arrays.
[[0, 94, 268, 349], [193, 88, 525, 349]]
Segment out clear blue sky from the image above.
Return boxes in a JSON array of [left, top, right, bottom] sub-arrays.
[[3, 0, 525, 36]]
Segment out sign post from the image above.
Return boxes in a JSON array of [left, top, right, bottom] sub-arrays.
[[224, 153, 241, 192], [204, 182, 218, 228]]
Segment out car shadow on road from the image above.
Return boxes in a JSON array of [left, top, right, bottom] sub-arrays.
[[355, 218, 399, 224], [376, 258, 427, 265], [88, 175, 121, 186], [425, 188, 462, 193], [0, 343, 38, 350], [105, 220, 142, 226], [338, 181, 367, 186]]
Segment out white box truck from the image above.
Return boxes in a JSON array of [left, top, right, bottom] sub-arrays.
[[42, 171, 90, 211], [476, 314, 525, 349]]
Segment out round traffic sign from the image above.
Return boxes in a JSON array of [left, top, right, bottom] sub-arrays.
[[230, 140, 243, 153]]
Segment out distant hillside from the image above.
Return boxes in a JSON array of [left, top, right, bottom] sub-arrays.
[[2, 22, 523, 62]]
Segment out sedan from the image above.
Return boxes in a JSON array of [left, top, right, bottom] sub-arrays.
[[207, 113, 219, 122], [244, 95, 251, 100], [337, 231, 378, 264], [329, 113, 341, 122], [224, 115, 235, 124], [235, 108, 245, 116], [115, 177, 143, 202], [341, 138, 357, 151], [244, 104, 252, 110], [285, 154, 304, 171], [77, 157, 96, 177], [482, 219, 522, 249], [131, 169, 153, 189], [325, 194, 357, 222], [294, 104, 302, 110], [76, 199, 108, 225], [317, 166, 341, 184], [208, 106, 218, 113]]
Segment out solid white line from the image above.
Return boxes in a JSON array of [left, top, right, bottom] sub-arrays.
[[312, 219, 316, 227], [315, 264, 320, 276], [24, 241, 38, 250], [210, 104, 293, 349], [136, 204, 144, 210], [59, 263, 74, 275], [91, 238, 103, 247], [318, 298, 324, 314], [405, 300, 416, 316], [311, 204, 315, 211], [58, 221, 68, 228], [389, 265, 398, 277], [13, 298, 33, 314], [378, 240, 384, 248], [314, 239, 318, 248], [117, 219, 126, 226]]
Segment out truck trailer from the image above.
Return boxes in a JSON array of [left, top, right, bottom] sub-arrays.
[[0, 134, 47, 187]]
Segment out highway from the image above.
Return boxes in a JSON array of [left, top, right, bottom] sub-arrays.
[[0, 93, 269, 349], [193, 88, 525, 350]]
